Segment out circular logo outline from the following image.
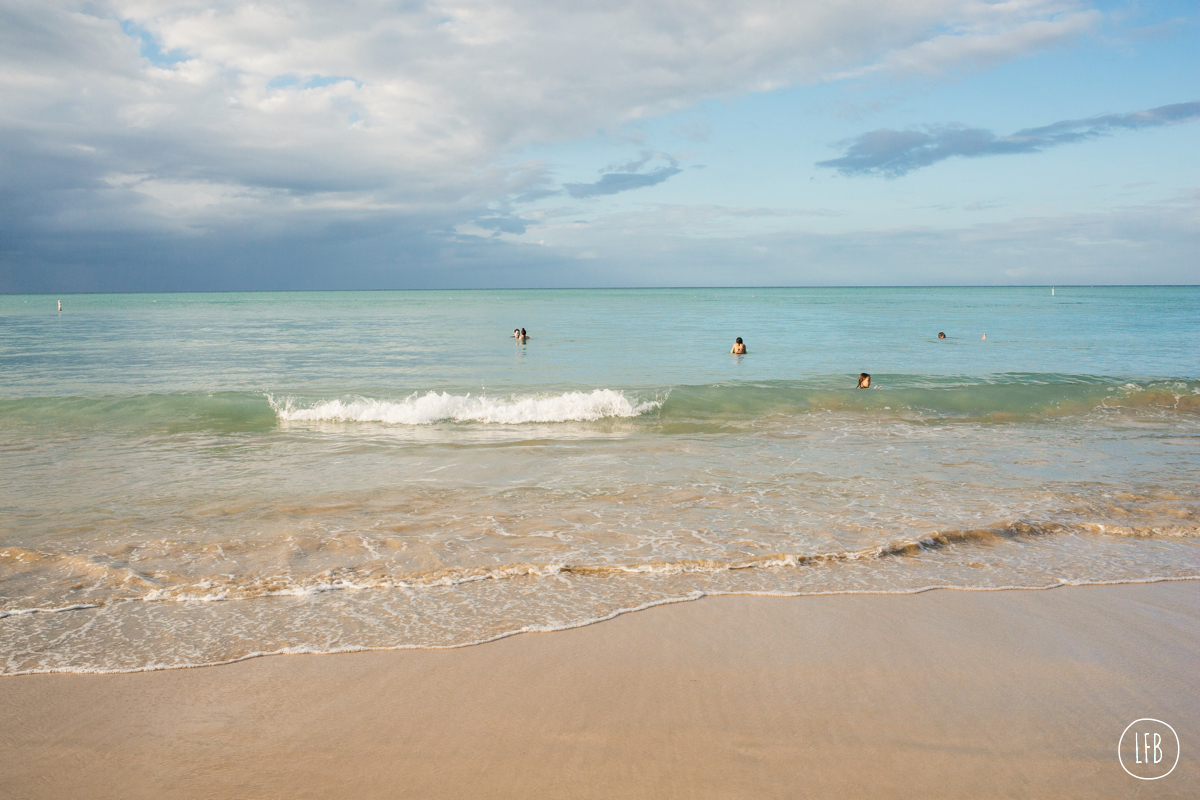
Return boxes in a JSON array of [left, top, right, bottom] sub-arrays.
[[1118, 718, 1180, 780]]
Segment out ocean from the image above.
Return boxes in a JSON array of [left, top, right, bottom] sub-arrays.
[[1, 287, 1198, 674]]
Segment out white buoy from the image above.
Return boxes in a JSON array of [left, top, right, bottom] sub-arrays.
[[57, 300, 62, 311]]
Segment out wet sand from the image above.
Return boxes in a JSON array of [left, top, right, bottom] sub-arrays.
[[2, 581, 1196, 799]]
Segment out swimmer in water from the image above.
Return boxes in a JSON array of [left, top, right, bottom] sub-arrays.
[[521, 328, 529, 340], [938, 332, 946, 339], [857, 373, 871, 388], [981, 333, 987, 340], [514, 328, 521, 339], [731, 337, 747, 354]]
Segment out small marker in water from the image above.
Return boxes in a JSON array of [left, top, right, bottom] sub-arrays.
[[57, 300, 62, 312]]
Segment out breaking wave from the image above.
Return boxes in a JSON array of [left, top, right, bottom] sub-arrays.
[[269, 389, 662, 425], [3, 377, 1197, 436]]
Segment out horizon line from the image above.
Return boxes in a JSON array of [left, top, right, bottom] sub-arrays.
[[5, 284, 1200, 297]]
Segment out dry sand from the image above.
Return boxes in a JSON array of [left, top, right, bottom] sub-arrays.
[[2, 581, 1196, 799]]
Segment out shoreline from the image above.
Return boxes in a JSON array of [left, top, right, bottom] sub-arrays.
[[4, 575, 1199, 677], [2, 581, 1196, 798]]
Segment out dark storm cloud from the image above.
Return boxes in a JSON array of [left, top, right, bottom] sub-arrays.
[[817, 101, 1200, 177], [563, 166, 682, 199]]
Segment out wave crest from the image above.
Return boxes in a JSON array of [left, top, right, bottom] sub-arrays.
[[270, 389, 661, 425]]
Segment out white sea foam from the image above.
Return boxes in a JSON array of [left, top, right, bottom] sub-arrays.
[[0, 603, 99, 618], [9, 578, 1200, 675], [270, 389, 660, 425]]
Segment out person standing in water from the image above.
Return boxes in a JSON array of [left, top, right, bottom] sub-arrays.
[[731, 337, 747, 354], [857, 373, 871, 388]]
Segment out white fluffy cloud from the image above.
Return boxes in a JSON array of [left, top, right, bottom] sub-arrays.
[[2, 0, 1132, 292], [1, 0, 1094, 233]]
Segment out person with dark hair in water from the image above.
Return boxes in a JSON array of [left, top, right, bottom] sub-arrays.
[[938, 332, 946, 339], [857, 373, 871, 388], [731, 337, 747, 354], [521, 328, 529, 339]]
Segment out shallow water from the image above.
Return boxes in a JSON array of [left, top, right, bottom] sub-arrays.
[[2, 287, 1198, 673]]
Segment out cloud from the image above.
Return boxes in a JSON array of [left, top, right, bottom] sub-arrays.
[[2, 2, 1088, 202], [603, 151, 658, 174], [834, 4, 1099, 79], [564, 167, 682, 198], [479, 193, 1200, 287], [818, 102, 1200, 177], [6, 191, 1197, 293], [472, 215, 529, 235], [0, 0, 1131, 289]]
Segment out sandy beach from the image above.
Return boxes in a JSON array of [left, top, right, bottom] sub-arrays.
[[2, 581, 1196, 799]]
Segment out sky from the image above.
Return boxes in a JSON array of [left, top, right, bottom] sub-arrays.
[[1, 0, 1197, 292]]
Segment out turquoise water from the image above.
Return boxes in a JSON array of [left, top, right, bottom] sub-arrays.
[[4, 287, 1197, 393], [2, 287, 1198, 673]]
